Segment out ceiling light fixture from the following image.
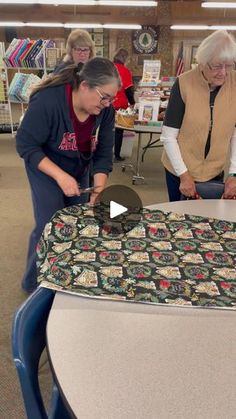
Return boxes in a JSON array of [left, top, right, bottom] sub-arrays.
[[0, 0, 157, 5], [26, 22, 64, 27], [171, 24, 236, 30], [64, 23, 103, 28], [0, 21, 25, 26], [211, 25, 236, 29], [98, 1, 157, 6], [0, 21, 142, 29], [0, 0, 97, 4], [0, 0, 32, 2], [40, 0, 96, 4], [202, 2, 236, 8], [171, 25, 209, 30], [65, 23, 141, 29], [103, 23, 141, 29]]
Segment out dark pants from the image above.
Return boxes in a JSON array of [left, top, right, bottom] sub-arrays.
[[114, 128, 124, 158], [165, 169, 182, 202], [165, 169, 224, 202], [22, 164, 89, 292]]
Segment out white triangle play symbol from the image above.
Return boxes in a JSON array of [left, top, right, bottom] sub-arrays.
[[110, 201, 128, 219]]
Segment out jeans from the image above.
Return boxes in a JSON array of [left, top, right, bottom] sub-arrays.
[[22, 163, 89, 292]]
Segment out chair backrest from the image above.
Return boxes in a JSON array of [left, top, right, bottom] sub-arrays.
[[11, 287, 68, 419], [195, 181, 224, 199], [181, 181, 225, 200]]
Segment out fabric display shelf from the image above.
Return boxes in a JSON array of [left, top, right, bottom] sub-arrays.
[[37, 204, 236, 310], [0, 122, 18, 133], [8, 72, 41, 103], [3, 38, 55, 68], [2, 39, 61, 134], [0, 47, 14, 130], [0, 77, 6, 101]]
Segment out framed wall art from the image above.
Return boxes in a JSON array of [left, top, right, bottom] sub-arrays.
[[95, 46, 104, 57], [94, 33, 103, 46], [191, 46, 198, 64]]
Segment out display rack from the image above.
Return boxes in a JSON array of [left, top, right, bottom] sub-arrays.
[[0, 43, 14, 136], [2, 38, 63, 135], [135, 76, 175, 121]]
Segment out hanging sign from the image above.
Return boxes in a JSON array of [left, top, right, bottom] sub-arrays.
[[132, 26, 159, 54]]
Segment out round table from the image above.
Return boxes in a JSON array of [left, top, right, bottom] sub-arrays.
[[47, 200, 236, 419]]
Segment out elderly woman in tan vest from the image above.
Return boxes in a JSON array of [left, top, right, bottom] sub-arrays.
[[160, 30, 236, 201]]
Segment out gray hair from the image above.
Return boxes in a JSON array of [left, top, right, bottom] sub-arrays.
[[196, 30, 236, 65], [63, 29, 95, 62], [31, 57, 121, 96], [80, 57, 121, 89]]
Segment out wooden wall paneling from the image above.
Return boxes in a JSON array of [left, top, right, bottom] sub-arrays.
[[170, 0, 236, 25], [1, 1, 236, 77], [157, 1, 173, 76], [172, 31, 211, 73], [1, 1, 236, 26]]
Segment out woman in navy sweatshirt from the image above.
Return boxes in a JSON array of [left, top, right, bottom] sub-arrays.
[[16, 57, 121, 293]]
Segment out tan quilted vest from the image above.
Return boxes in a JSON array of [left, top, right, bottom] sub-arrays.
[[161, 67, 236, 181]]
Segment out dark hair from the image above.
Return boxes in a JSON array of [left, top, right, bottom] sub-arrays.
[[31, 57, 121, 96], [113, 48, 129, 64]]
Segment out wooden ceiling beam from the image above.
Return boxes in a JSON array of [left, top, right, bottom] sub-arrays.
[[0, 4, 157, 25], [0, 2, 235, 26]]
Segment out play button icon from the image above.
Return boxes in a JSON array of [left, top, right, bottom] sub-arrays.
[[93, 184, 143, 236], [110, 201, 127, 219]]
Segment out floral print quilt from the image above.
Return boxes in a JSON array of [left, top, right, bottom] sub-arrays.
[[37, 204, 236, 309]]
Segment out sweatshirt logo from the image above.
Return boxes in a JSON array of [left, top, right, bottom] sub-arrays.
[[91, 135, 98, 152], [59, 132, 78, 151]]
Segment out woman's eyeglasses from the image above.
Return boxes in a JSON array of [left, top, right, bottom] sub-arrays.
[[73, 47, 90, 53], [207, 62, 235, 72], [95, 88, 114, 105]]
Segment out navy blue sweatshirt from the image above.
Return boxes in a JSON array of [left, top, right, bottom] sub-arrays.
[[16, 84, 115, 177]]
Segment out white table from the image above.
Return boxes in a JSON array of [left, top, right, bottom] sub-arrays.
[[116, 124, 163, 184], [47, 200, 236, 419]]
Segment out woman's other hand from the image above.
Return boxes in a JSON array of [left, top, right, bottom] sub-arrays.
[[38, 157, 80, 197], [179, 171, 197, 198], [89, 185, 104, 205], [56, 173, 80, 197], [89, 173, 108, 205], [222, 176, 236, 199]]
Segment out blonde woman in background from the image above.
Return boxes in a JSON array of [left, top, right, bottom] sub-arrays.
[[54, 29, 95, 73]]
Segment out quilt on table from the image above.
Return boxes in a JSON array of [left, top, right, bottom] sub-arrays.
[[37, 204, 236, 309]]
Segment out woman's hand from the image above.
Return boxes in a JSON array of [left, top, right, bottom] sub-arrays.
[[89, 173, 108, 205], [222, 176, 236, 199], [89, 185, 104, 205], [179, 171, 197, 198], [38, 157, 80, 197], [56, 173, 80, 197]]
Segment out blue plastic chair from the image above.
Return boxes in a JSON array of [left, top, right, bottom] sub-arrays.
[[181, 181, 225, 200], [195, 181, 225, 199], [12, 287, 72, 419]]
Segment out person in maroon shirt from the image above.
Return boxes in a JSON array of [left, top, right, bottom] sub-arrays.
[[113, 48, 135, 161], [16, 57, 121, 293]]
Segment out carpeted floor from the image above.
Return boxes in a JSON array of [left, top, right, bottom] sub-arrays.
[[0, 130, 168, 418]]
